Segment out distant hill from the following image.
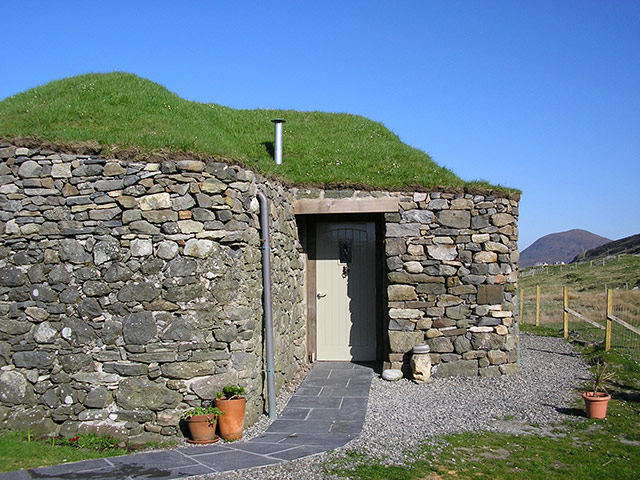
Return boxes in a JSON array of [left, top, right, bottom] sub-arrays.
[[520, 229, 611, 267], [573, 233, 640, 262]]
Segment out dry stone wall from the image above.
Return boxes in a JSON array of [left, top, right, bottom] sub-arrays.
[[385, 191, 519, 378], [0, 142, 306, 442], [294, 188, 519, 378]]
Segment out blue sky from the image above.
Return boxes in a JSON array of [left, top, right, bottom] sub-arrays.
[[1, 1, 639, 250]]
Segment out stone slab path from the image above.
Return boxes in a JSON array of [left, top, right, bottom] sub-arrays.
[[1, 362, 373, 480]]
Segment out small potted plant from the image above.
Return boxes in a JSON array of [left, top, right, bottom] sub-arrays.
[[180, 404, 223, 444], [214, 385, 246, 440], [582, 359, 614, 419]]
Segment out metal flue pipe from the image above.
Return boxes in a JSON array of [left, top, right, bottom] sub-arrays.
[[271, 118, 285, 165], [256, 191, 276, 418]]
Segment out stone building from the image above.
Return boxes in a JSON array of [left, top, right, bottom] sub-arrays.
[[0, 141, 519, 441]]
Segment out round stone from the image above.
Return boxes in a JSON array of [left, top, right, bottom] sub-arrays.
[[412, 344, 431, 354], [382, 369, 403, 381]]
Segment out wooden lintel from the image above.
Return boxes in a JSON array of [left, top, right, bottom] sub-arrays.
[[294, 197, 399, 215]]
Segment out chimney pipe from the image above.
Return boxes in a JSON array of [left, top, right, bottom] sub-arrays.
[[271, 118, 285, 165]]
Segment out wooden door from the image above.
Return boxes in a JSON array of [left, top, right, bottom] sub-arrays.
[[316, 222, 376, 361]]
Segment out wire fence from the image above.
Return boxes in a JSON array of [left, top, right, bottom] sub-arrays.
[[520, 286, 640, 363]]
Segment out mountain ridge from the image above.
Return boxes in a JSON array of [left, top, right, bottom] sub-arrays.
[[520, 229, 611, 267], [573, 233, 640, 262]]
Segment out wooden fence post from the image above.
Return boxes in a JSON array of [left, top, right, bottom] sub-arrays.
[[606, 289, 613, 352], [563, 286, 569, 339], [536, 285, 540, 327]]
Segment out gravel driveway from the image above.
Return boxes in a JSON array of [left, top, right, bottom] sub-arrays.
[[199, 333, 590, 480]]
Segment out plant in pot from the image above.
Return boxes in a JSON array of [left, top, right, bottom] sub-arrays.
[[214, 385, 246, 441], [180, 405, 224, 444], [582, 359, 614, 419]]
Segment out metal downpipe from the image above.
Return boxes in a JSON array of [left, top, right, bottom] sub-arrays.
[[257, 191, 277, 418]]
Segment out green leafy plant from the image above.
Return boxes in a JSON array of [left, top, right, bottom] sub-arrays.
[[590, 358, 615, 396], [216, 385, 245, 400], [180, 405, 223, 426]]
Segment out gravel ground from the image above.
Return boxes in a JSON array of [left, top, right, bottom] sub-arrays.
[[197, 334, 591, 480]]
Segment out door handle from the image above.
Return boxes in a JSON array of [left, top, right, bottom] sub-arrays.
[[317, 292, 327, 299]]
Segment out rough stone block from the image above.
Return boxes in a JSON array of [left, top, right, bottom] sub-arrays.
[[388, 331, 424, 353], [433, 359, 478, 378], [386, 223, 421, 237], [427, 244, 457, 261], [499, 363, 519, 375], [477, 284, 504, 305], [436, 210, 470, 228], [487, 350, 507, 365], [471, 332, 504, 350], [411, 354, 432, 383], [427, 336, 454, 353]]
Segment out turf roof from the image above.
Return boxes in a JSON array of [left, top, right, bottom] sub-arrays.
[[0, 72, 518, 196]]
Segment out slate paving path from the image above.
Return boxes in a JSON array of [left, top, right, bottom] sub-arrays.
[[1, 362, 373, 480]]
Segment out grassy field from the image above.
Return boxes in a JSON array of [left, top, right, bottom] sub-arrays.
[[520, 255, 640, 295], [0, 432, 128, 472], [0, 72, 517, 195], [518, 255, 640, 361], [327, 334, 640, 480]]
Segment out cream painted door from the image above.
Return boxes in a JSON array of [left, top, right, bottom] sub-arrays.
[[316, 222, 376, 361]]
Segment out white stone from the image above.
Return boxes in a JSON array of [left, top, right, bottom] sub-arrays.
[[64, 395, 73, 405], [433, 236, 454, 244], [15, 147, 29, 156], [413, 193, 427, 202], [485, 241, 509, 253], [469, 326, 494, 333], [184, 238, 214, 258], [382, 369, 403, 381], [471, 234, 490, 243], [427, 244, 457, 261], [62, 327, 72, 339], [130, 239, 152, 256], [407, 244, 424, 256], [405, 261, 423, 273], [474, 251, 498, 263], [137, 193, 171, 211], [157, 241, 179, 260], [51, 164, 72, 178], [389, 308, 423, 319], [178, 220, 204, 234], [491, 310, 513, 318], [34, 322, 57, 343], [0, 184, 19, 194]]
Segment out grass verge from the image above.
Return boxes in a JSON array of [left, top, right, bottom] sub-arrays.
[[326, 335, 640, 480], [0, 431, 174, 473]]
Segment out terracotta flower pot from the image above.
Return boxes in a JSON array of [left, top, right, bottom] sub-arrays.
[[582, 391, 611, 419], [186, 414, 219, 443], [214, 397, 246, 440]]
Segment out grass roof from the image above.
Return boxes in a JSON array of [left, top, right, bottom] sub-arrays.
[[0, 72, 518, 196]]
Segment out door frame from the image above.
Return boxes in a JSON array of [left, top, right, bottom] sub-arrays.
[[303, 213, 384, 363]]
